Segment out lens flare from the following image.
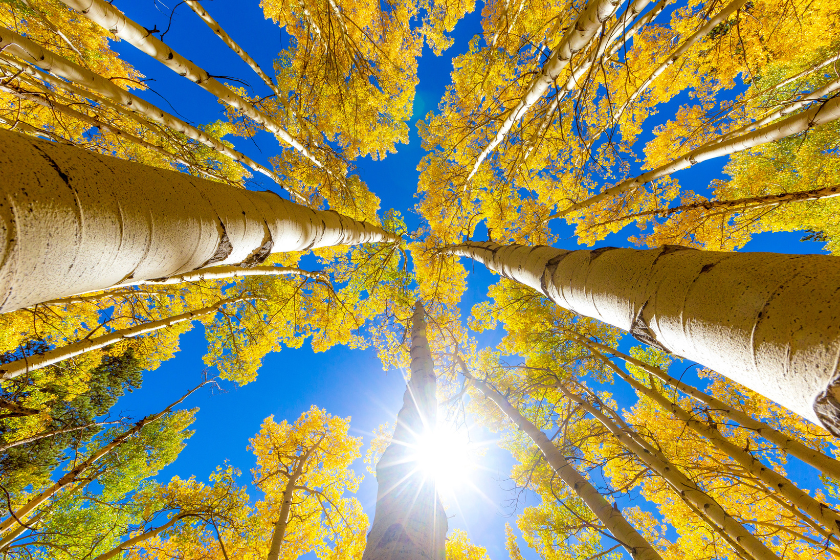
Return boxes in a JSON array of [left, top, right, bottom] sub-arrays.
[[413, 425, 478, 492]]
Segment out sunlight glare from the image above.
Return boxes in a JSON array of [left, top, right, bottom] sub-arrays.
[[413, 425, 477, 491]]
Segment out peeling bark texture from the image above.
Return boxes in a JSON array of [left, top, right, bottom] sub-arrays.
[[363, 302, 447, 560], [555, 382, 781, 560], [57, 0, 322, 169], [554, 88, 840, 219], [467, 0, 624, 181], [0, 27, 300, 198], [446, 242, 840, 432], [0, 129, 397, 313], [469, 376, 663, 560]]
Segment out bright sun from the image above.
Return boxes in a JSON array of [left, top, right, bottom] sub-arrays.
[[412, 424, 479, 492]]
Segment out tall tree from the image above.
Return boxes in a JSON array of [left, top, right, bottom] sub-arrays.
[[363, 302, 447, 560]]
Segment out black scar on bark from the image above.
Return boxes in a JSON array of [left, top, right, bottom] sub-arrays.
[[200, 221, 233, 268], [814, 383, 840, 437], [629, 302, 671, 353], [541, 250, 573, 295], [237, 222, 274, 267]]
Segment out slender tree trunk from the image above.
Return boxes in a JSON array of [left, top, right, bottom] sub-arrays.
[[603, 0, 670, 61], [588, 183, 840, 227], [580, 336, 840, 480], [184, 1, 282, 97], [553, 93, 840, 218], [58, 0, 322, 169], [461, 368, 663, 560], [40, 266, 325, 307], [443, 241, 840, 432], [0, 383, 204, 535], [266, 468, 307, 560], [0, 398, 40, 418], [467, 0, 625, 181], [773, 51, 840, 92], [0, 421, 117, 453], [0, 29, 301, 199], [589, 346, 840, 537], [91, 513, 188, 560], [552, 379, 781, 560], [0, 129, 397, 313], [362, 302, 447, 560], [603, 0, 748, 132], [0, 297, 240, 381]]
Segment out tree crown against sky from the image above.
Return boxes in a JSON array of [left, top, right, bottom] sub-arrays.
[[0, 0, 839, 558]]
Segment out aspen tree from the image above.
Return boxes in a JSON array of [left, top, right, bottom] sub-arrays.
[[0, 381, 204, 535], [456, 358, 664, 560], [0, 28, 299, 197], [445, 241, 840, 431], [579, 336, 840, 480], [590, 344, 840, 538], [363, 302, 447, 560], [553, 94, 840, 218], [0, 129, 398, 313], [546, 375, 781, 560], [57, 0, 324, 170], [0, 297, 244, 381], [467, 0, 625, 181]]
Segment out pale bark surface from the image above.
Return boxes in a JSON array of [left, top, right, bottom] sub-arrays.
[[467, 374, 663, 560], [554, 381, 781, 560], [554, 92, 840, 218], [0, 129, 397, 313], [446, 242, 840, 432], [548, 97, 840, 220], [362, 303, 447, 560], [0, 298, 238, 381], [58, 0, 322, 168], [584, 338, 840, 480], [468, 0, 625, 180], [0, 27, 297, 196]]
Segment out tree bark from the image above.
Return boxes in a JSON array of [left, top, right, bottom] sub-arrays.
[[0, 297, 240, 381], [590, 346, 840, 537], [184, 0, 283, 98], [58, 0, 323, 169], [0, 28, 298, 198], [553, 93, 840, 218], [603, 0, 748, 133], [40, 266, 325, 307], [467, 0, 625, 181], [588, 183, 840, 227], [91, 513, 188, 560], [444, 241, 840, 433], [0, 128, 397, 313], [552, 380, 781, 560], [362, 302, 447, 560], [463, 371, 663, 560], [581, 336, 840, 480]]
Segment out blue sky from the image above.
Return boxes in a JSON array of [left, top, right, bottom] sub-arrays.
[[102, 0, 831, 558]]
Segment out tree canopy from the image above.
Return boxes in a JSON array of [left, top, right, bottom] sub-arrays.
[[1, 0, 840, 557]]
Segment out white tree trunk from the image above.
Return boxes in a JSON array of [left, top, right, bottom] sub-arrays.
[[553, 93, 840, 218], [466, 373, 664, 560], [554, 381, 781, 560], [0, 28, 301, 199], [467, 0, 625, 181], [58, 0, 322, 169], [363, 302, 447, 560], [445, 242, 840, 433], [581, 336, 840, 480], [0, 129, 397, 313], [0, 298, 239, 381]]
